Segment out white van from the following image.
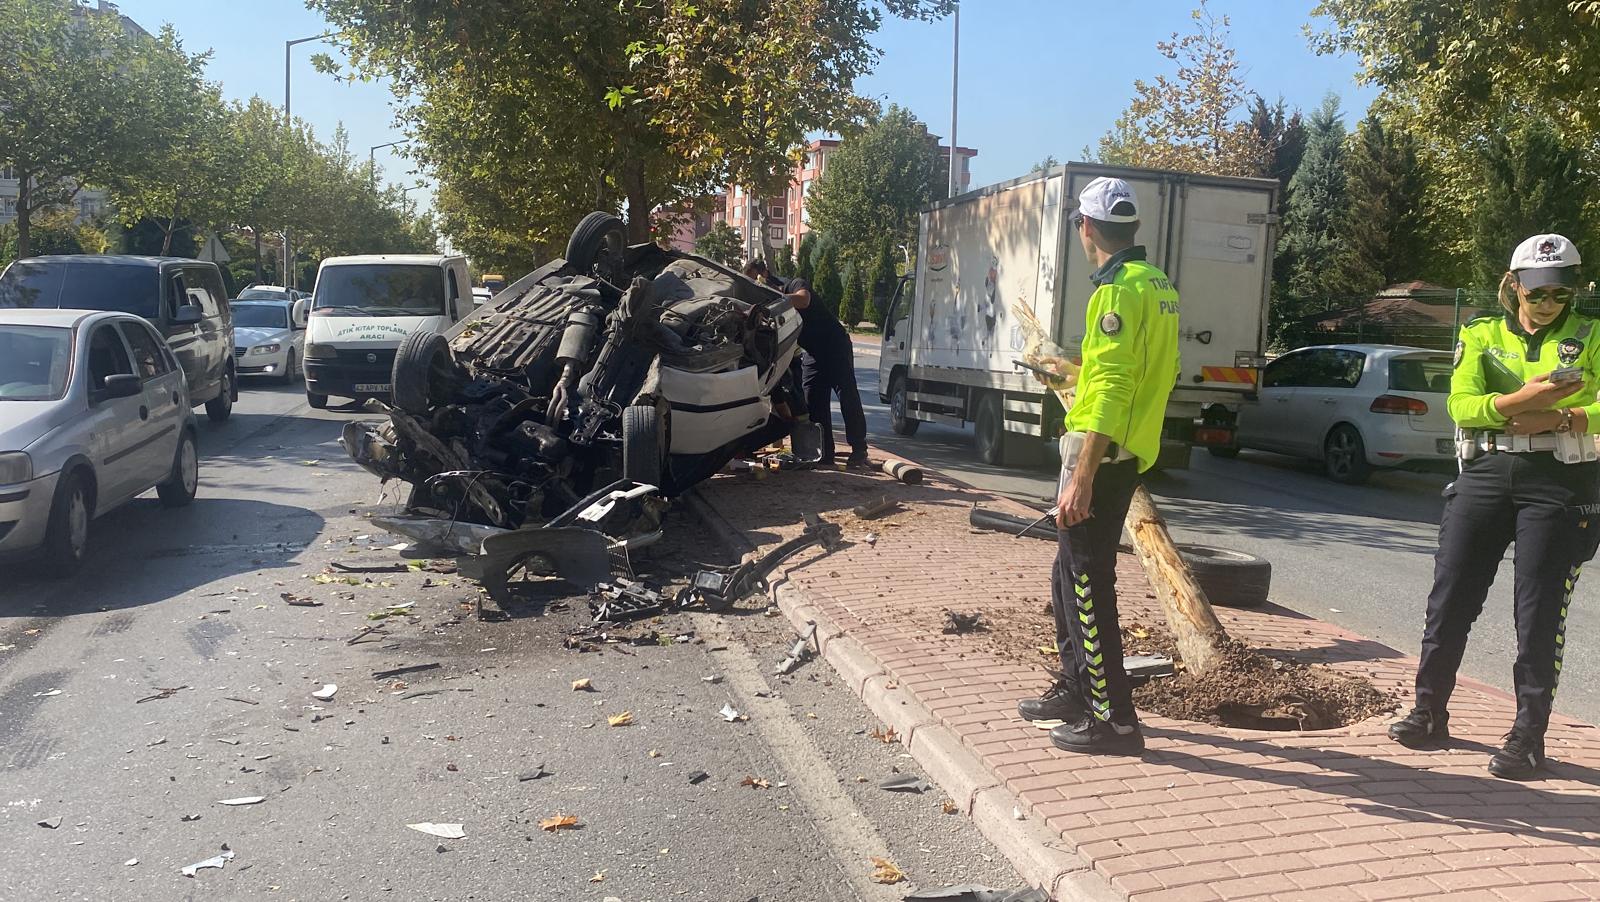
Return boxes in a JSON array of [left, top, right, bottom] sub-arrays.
[[301, 254, 472, 408]]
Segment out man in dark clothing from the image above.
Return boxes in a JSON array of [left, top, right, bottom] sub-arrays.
[[745, 258, 869, 467]]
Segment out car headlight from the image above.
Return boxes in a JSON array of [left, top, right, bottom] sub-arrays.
[[249, 343, 282, 356], [304, 343, 336, 360], [0, 451, 33, 485]]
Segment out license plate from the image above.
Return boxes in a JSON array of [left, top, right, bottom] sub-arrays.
[[1436, 439, 1454, 454], [354, 383, 391, 393]]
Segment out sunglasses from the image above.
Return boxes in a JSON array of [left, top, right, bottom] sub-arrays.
[[1070, 212, 1084, 231], [1522, 286, 1575, 305]]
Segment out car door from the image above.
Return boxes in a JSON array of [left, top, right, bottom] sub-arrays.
[[83, 323, 145, 505], [1237, 351, 1310, 453], [187, 265, 230, 398], [1299, 349, 1367, 456], [162, 269, 207, 399], [445, 264, 465, 323], [119, 318, 185, 487]]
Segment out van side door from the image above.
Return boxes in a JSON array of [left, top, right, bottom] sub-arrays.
[[445, 264, 465, 323], [162, 269, 205, 399], [185, 265, 230, 400]]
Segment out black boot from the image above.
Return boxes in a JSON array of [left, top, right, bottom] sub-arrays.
[[1488, 728, 1545, 781], [1387, 707, 1450, 748], [1016, 673, 1085, 723], [1050, 717, 1144, 756]]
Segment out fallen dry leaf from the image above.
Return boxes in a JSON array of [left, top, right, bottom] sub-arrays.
[[538, 814, 579, 832], [571, 678, 592, 691], [1037, 643, 1059, 656], [589, 871, 605, 883], [869, 726, 899, 744], [607, 711, 633, 727], [739, 776, 771, 789], [870, 857, 904, 885], [941, 799, 959, 815]]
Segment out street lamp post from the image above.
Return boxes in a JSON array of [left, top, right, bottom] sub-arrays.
[[283, 32, 335, 290], [369, 140, 409, 191], [949, 2, 960, 199]]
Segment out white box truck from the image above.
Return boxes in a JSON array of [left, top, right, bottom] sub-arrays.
[[878, 162, 1278, 466]]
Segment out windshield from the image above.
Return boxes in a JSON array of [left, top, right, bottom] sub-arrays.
[[0, 325, 73, 401], [0, 261, 161, 318], [238, 287, 290, 301], [234, 304, 289, 329], [313, 264, 445, 316], [1389, 356, 1453, 393]]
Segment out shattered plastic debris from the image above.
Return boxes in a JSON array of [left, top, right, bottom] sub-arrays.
[[517, 764, 552, 781], [718, 703, 747, 723], [776, 622, 819, 675], [180, 847, 234, 877], [538, 814, 579, 832], [942, 610, 986, 634], [407, 822, 466, 839], [31, 689, 61, 698], [311, 684, 338, 701], [35, 817, 61, 829], [216, 796, 266, 806], [124, 858, 139, 867], [904, 887, 1049, 902], [687, 771, 710, 785], [877, 774, 932, 794], [869, 857, 905, 885]]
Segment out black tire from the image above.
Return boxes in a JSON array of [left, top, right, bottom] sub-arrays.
[[974, 392, 1004, 465], [1175, 544, 1271, 608], [205, 369, 233, 422], [1323, 424, 1372, 485], [622, 404, 664, 488], [889, 373, 919, 436], [41, 469, 93, 574], [279, 350, 299, 385], [391, 330, 453, 415], [566, 211, 625, 274], [306, 390, 329, 409], [1208, 446, 1240, 459], [157, 429, 198, 507]]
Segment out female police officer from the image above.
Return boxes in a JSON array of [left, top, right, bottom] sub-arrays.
[[1389, 234, 1600, 780]]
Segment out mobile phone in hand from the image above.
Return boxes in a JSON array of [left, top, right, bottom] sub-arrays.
[[1550, 366, 1584, 385]]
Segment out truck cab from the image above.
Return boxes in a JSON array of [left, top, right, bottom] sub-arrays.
[[302, 254, 472, 408]]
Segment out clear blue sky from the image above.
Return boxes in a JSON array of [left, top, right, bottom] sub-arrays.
[[111, 0, 1376, 215]]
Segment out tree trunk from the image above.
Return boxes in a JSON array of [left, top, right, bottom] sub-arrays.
[[621, 160, 651, 243], [1123, 485, 1227, 675], [16, 176, 32, 259], [750, 198, 772, 264], [254, 230, 264, 283]]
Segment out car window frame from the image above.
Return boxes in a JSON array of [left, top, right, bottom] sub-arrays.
[[119, 319, 174, 382], [1261, 350, 1312, 389], [86, 320, 136, 391]]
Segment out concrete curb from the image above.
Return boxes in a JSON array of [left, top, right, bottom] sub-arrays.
[[685, 490, 1122, 902]]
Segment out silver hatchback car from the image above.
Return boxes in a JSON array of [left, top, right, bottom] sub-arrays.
[[0, 309, 199, 571]]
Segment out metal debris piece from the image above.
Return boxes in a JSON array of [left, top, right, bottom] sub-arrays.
[[1124, 654, 1176, 683], [372, 663, 441, 681], [407, 822, 466, 839], [36, 817, 61, 829], [311, 684, 338, 701], [851, 495, 899, 519], [942, 610, 986, 634], [371, 515, 508, 557], [878, 774, 932, 794], [968, 504, 1055, 541], [687, 771, 710, 785], [464, 526, 613, 601], [179, 814, 202, 822], [775, 622, 819, 675], [135, 685, 186, 704], [694, 514, 843, 610], [180, 847, 234, 878], [904, 887, 1049, 902], [882, 459, 923, 484], [517, 765, 552, 782], [589, 578, 670, 623]]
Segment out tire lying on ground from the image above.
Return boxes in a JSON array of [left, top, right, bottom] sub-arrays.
[[1174, 544, 1271, 608], [391, 330, 453, 415]]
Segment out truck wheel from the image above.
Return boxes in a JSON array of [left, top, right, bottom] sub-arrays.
[[1175, 544, 1271, 608], [156, 428, 199, 507], [391, 331, 453, 415], [205, 369, 234, 422], [622, 404, 665, 489], [306, 390, 329, 409], [41, 469, 93, 574], [567, 212, 625, 275], [974, 393, 1005, 465], [1323, 424, 1371, 485], [889, 374, 919, 436]]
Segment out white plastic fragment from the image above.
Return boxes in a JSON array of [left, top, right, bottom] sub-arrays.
[[180, 849, 234, 877], [407, 822, 466, 839], [216, 796, 266, 806], [718, 703, 743, 723], [312, 684, 338, 700], [124, 858, 138, 867]]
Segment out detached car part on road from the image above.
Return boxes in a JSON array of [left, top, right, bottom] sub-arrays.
[[344, 213, 807, 589]]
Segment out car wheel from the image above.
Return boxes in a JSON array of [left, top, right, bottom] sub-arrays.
[[889, 373, 919, 436], [1174, 544, 1271, 608], [622, 404, 665, 489], [392, 331, 453, 415], [1323, 424, 1371, 484], [306, 390, 329, 409], [279, 351, 299, 385], [975, 392, 1004, 465], [1208, 446, 1240, 459], [205, 370, 234, 422], [157, 429, 198, 507], [566, 211, 625, 276], [42, 470, 92, 574]]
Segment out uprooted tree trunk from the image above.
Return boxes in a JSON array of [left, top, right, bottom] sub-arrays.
[[1124, 486, 1227, 675]]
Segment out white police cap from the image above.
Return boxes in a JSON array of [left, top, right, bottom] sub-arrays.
[[1076, 177, 1139, 224], [1510, 233, 1581, 289]]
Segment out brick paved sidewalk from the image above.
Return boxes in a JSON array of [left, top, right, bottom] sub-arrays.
[[693, 452, 1600, 902]]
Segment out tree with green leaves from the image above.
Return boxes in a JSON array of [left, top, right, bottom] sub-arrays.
[[1275, 94, 1350, 345], [1030, 155, 1061, 173], [839, 267, 865, 327], [796, 233, 818, 285], [810, 237, 845, 319], [806, 104, 937, 279], [772, 243, 796, 278], [1093, 1, 1269, 177], [1338, 113, 1428, 294], [694, 221, 744, 267], [1471, 121, 1593, 288], [866, 239, 899, 325]]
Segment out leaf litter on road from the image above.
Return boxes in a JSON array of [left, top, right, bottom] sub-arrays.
[[607, 711, 633, 727], [739, 776, 771, 789], [538, 814, 579, 832], [869, 857, 905, 885]]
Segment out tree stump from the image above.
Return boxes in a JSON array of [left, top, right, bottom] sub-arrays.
[[1124, 486, 1226, 675]]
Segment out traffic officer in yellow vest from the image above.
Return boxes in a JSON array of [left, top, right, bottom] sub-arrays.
[[1391, 234, 1600, 780], [1015, 177, 1181, 756]]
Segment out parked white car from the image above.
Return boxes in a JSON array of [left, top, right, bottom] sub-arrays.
[[0, 310, 198, 570], [471, 287, 492, 309], [232, 298, 306, 383], [1229, 344, 1455, 484]]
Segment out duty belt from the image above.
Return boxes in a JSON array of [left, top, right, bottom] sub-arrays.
[[1473, 433, 1562, 453], [1459, 429, 1599, 464]]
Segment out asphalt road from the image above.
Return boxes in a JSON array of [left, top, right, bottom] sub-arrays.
[[0, 381, 1023, 900], [847, 339, 1600, 727]]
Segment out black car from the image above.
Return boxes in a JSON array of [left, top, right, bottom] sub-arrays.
[[0, 255, 238, 421]]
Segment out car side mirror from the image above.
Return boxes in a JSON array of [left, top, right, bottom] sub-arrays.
[[98, 373, 142, 401], [292, 299, 308, 329], [172, 306, 202, 326]]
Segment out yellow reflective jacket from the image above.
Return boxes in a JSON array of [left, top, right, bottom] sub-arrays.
[[1450, 311, 1600, 431], [1064, 247, 1181, 471]]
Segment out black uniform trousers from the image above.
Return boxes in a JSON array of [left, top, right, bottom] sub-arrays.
[[1417, 452, 1600, 733], [1052, 459, 1142, 724], [800, 339, 867, 463]]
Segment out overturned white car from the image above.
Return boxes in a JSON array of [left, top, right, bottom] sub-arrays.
[[342, 212, 810, 532]]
